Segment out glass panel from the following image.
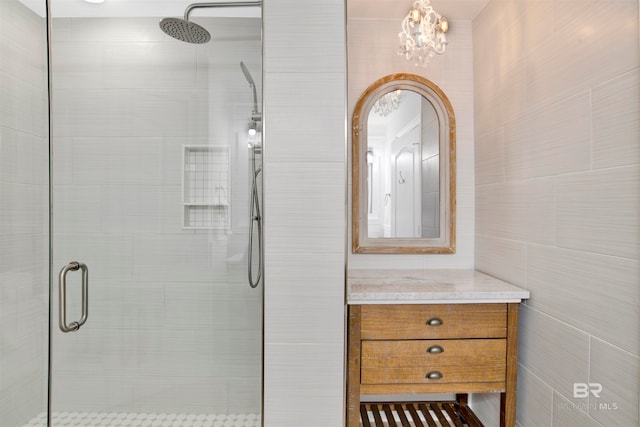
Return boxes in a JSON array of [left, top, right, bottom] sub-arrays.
[[0, 0, 49, 426], [46, 3, 262, 426]]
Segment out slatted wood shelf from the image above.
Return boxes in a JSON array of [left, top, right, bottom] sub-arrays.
[[360, 401, 484, 427]]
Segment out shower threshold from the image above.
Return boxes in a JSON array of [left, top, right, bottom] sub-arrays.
[[23, 412, 260, 427]]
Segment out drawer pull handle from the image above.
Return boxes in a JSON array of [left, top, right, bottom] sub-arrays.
[[427, 345, 444, 354], [426, 371, 443, 380], [426, 317, 443, 327]]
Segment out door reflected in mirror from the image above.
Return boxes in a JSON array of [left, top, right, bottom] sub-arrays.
[[367, 89, 440, 239], [352, 74, 455, 254]]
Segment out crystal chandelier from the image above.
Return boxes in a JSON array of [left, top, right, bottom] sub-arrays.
[[372, 90, 402, 117], [398, 0, 449, 66]]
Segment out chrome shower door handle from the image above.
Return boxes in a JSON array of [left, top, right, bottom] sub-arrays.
[[58, 261, 89, 333]]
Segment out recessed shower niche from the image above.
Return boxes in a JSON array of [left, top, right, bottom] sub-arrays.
[[182, 145, 231, 229]]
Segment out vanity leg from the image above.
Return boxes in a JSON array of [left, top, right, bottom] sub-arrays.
[[501, 303, 520, 427], [347, 305, 361, 427], [456, 393, 468, 405]]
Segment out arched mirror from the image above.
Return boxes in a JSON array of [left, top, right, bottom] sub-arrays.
[[352, 73, 456, 254]]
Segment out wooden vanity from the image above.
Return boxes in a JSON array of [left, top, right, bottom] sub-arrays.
[[347, 270, 530, 427]]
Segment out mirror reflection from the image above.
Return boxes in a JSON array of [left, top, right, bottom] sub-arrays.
[[352, 73, 456, 254], [367, 89, 440, 239]]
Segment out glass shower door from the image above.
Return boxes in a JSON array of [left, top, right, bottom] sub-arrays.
[[0, 0, 49, 426], [46, 4, 262, 426]]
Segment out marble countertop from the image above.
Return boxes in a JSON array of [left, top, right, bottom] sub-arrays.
[[347, 269, 530, 304]]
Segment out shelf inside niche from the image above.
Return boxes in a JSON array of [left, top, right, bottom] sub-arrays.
[[182, 202, 229, 207], [182, 145, 230, 229]]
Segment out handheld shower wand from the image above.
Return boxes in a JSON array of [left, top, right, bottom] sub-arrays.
[[243, 61, 262, 289], [248, 152, 262, 289]]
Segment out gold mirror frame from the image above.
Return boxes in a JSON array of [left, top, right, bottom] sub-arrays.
[[352, 73, 456, 254]]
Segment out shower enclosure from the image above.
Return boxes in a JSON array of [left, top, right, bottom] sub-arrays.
[[0, 1, 263, 426]]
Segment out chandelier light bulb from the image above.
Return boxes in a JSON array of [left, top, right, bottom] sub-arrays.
[[409, 8, 421, 23], [437, 17, 449, 33]]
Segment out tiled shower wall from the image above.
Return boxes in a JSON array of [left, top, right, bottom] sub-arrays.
[[0, 0, 48, 425], [50, 16, 262, 415], [473, 1, 639, 426]]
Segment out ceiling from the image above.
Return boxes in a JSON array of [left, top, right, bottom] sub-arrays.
[[348, 0, 490, 21], [22, 0, 488, 20], [19, 0, 261, 18]]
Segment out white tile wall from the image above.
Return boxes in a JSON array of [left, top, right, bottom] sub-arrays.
[[556, 165, 640, 260], [527, 245, 639, 354], [474, 128, 505, 186], [515, 366, 553, 427], [266, 252, 345, 344], [518, 305, 590, 404], [474, 235, 527, 288], [589, 337, 639, 426], [526, 0, 639, 108], [591, 69, 640, 169], [552, 392, 603, 427], [52, 89, 205, 138], [475, 178, 556, 246], [0, 0, 48, 426], [263, 0, 346, 425], [265, 161, 345, 253], [264, 1, 344, 74], [474, 1, 640, 426], [469, 392, 500, 427], [264, 343, 345, 426], [264, 73, 346, 163], [503, 93, 591, 180]]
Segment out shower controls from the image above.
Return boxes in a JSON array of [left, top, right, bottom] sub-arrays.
[[58, 261, 89, 333]]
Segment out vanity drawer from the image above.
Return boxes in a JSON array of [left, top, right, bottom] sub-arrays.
[[360, 303, 507, 340], [361, 339, 507, 385]]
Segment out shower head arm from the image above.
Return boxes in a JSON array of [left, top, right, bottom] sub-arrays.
[[241, 61, 260, 117], [184, 1, 262, 21]]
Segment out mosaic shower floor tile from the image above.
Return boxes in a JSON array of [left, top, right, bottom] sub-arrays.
[[23, 412, 260, 427]]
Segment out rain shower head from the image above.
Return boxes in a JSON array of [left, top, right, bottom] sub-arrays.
[[159, 18, 211, 44], [160, 2, 261, 44]]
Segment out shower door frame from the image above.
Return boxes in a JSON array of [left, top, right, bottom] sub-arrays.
[[44, 1, 265, 425]]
